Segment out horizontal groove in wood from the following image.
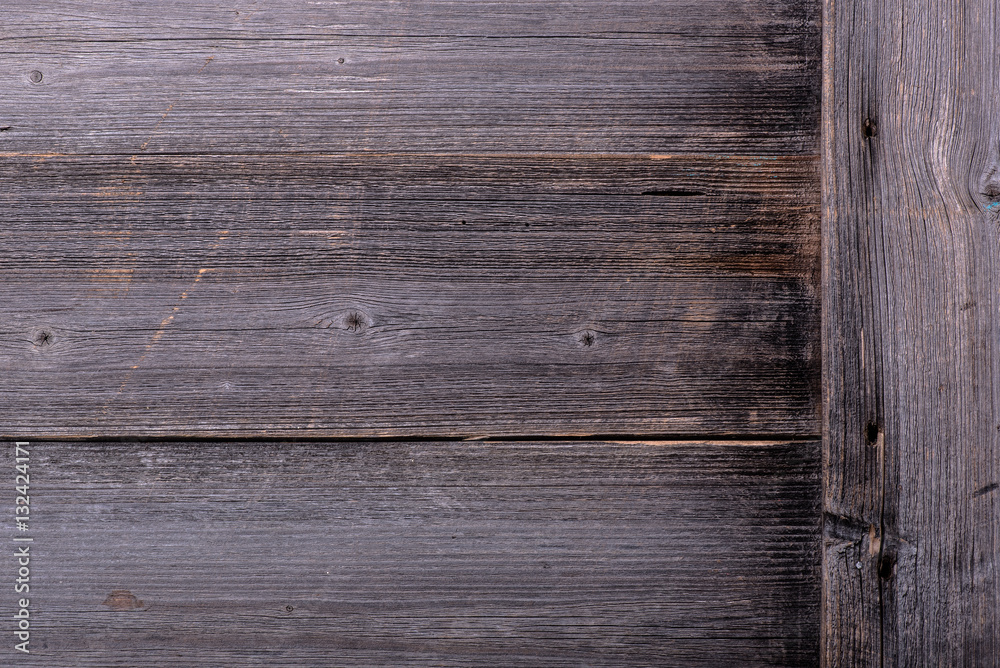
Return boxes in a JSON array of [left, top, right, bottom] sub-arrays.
[[0, 154, 819, 438], [9, 439, 820, 667]]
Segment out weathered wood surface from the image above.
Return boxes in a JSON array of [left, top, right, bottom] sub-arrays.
[[0, 153, 819, 438], [4, 439, 820, 666], [0, 0, 820, 439], [1, 0, 819, 155], [1, 0, 823, 664], [823, 0, 1000, 664]]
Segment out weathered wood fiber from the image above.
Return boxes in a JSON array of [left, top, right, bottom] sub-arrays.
[[823, 0, 1000, 664], [1, 1, 823, 663], [3, 0, 819, 39], [0, 154, 818, 438], [0, 0, 820, 437], [0, 0, 819, 155], [4, 439, 820, 666]]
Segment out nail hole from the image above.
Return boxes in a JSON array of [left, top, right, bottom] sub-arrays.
[[28, 70, 43, 84], [865, 422, 879, 445], [877, 553, 895, 580], [337, 58, 345, 64], [862, 118, 877, 138], [285, 605, 294, 612]]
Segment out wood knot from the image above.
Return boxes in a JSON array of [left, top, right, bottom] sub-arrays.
[[28, 70, 43, 84], [578, 330, 596, 347], [345, 311, 368, 333], [981, 184, 1000, 212], [861, 118, 877, 138], [103, 589, 144, 611], [33, 330, 53, 347]]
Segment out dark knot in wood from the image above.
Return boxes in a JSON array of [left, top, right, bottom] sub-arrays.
[[346, 311, 367, 332], [33, 330, 53, 347], [861, 118, 877, 138]]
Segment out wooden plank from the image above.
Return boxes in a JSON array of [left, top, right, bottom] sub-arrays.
[[2, 439, 820, 666], [2, 0, 820, 39], [0, 0, 820, 155], [0, 154, 819, 438], [823, 0, 1000, 664]]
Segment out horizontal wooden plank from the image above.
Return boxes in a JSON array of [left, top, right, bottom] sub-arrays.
[[0, 3, 819, 155], [2, 0, 819, 39], [4, 439, 821, 666], [0, 154, 819, 438]]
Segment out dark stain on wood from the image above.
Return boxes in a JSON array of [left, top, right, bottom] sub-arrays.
[[973, 482, 999, 499]]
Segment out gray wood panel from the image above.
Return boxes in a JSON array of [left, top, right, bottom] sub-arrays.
[[0, 0, 819, 155], [2, 439, 820, 666], [3, 0, 819, 39], [0, 154, 819, 438], [823, 0, 1000, 664]]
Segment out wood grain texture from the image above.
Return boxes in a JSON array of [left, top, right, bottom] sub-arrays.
[[2, 439, 820, 666], [823, 0, 1000, 664], [0, 0, 820, 155], [3, 0, 820, 39], [0, 0, 821, 437], [0, 154, 819, 438]]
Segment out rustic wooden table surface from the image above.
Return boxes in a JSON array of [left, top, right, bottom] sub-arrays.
[[2, 0, 832, 665]]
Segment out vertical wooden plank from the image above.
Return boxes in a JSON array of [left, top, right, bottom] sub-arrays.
[[824, 0, 1000, 664]]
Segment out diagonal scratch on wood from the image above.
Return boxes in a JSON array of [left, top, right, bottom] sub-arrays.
[[144, 268, 210, 351], [138, 103, 175, 152], [131, 54, 213, 162], [100, 53, 222, 416], [103, 268, 216, 412]]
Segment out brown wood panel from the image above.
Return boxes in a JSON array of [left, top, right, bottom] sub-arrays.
[[1, 439, 820, 666], [823, 0, 1000, 664], [0, 154, 819, 438], [0, 0, 820, 155]]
